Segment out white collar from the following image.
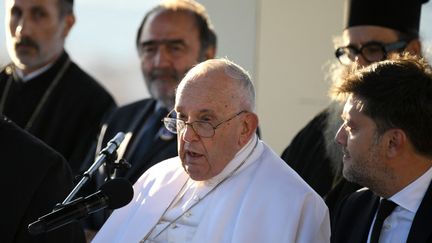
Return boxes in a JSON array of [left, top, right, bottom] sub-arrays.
[[194, 134, 258, 187], [15, 62, 54, 82], [390, 166, 432, 213]]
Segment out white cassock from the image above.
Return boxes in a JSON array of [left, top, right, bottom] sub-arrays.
[[92, 135, 330, 243]]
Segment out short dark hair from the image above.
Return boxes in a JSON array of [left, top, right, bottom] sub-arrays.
[[335, 54, 432, 157], [135, 0, 217, 54], [58, 0, 73, 16]]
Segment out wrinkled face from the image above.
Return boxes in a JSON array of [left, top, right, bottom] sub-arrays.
[[5, 0, 72, 74], [341, 26, 400, 66], [138, 10, 203, 109], [175, 71, 245, 181], [335, 95, 386, 186]]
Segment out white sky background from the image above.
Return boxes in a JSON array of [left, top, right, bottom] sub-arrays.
[[1, 0, 432, 105]]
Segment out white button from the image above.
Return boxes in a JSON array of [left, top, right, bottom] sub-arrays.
[[171, 224, 178, 229], [184, 211, 192, 217]]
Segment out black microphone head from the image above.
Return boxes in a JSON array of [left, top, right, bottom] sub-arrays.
[[100, 178, 133, 209]]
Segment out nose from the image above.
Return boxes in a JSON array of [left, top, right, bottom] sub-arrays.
[[181, 123, 200, 143], [15, 16, 31, 38], [153, 45, 171, 68], [334, 124, 347, 146]]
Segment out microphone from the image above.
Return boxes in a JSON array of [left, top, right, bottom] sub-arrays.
[[28, 178, 133, 235], [100, 132, 125, 156]]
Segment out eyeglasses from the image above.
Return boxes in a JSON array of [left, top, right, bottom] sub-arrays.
[[162, 110, 247, 138], [335, 40, 408, 65]]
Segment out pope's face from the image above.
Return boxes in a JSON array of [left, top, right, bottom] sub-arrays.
[[175, 70, 245, 181]]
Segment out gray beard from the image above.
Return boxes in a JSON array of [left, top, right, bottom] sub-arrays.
[[323, 101, 344, 179]]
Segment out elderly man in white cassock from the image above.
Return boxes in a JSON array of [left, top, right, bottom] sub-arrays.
[[92, 58, 330, 243]]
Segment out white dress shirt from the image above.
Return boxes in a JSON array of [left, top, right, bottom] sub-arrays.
[[15, 63, 53, 82], [367, 166, 432, 243]]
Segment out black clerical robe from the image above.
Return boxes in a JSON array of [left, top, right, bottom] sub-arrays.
[[0, 115, 85, 243], [0, 51, 116, 175], [281, 106, 361, 217]]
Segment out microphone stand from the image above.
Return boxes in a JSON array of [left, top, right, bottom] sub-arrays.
[[62, 132, 127, 205]]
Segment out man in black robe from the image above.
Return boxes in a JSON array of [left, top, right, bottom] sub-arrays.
[[281, 0, 428, 216], [0, 115, 85, 243], [1, 0, 116, 175]]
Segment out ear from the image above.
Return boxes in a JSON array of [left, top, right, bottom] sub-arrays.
[[404, 39, 422, 56], [384, 129, 407, 158], [62, 14, 75, 38], [203, 46, 216, 60], [238, 112, 259, 146]]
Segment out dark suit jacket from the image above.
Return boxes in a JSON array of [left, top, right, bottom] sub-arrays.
[[0, 115, 85, 243], [83, 99, 177, 230], [331, 180, 432, 243], [96, 98, 178, 184]]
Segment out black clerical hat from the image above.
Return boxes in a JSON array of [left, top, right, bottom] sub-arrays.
[[344, 0, 429, 35]]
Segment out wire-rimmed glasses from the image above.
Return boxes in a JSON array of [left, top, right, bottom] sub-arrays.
[[162, 110, 247, 138]]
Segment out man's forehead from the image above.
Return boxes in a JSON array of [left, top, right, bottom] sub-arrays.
[[140, 10, 197, 39], [342, 25, 399, 46], [7, 0, 58, 8], [344, 95, 365, 114]]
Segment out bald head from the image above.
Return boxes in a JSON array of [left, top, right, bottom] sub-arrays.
[[174, 58, 258, 181], [177, 58, 255, 112]]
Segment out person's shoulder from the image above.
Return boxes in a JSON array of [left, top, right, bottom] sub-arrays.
[[63, 57, 113, 99], [1, 116, 65, 164], [146, 156, 181, 175], [259, 143, 324, 196], [335, 187, 374, 217], [116, 98, 155, 113], [135, 157, 182, 184], [105, 98, 155, 123]]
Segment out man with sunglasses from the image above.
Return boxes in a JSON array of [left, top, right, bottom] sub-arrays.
[[92, 58, 330, 243], [281, 0, 428, 216]]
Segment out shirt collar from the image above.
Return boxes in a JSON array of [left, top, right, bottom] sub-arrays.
[[390, 166, 432, 213], [15, 62, 54, 82], [197, 134, 258, 187]]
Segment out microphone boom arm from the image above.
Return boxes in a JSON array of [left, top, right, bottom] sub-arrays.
[[62, 132, 125, 205]]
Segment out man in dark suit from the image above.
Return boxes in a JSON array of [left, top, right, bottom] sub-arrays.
[[281, 0, 428, 215], [331, 54, 432, 243], [0, 115, 85, 243]]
